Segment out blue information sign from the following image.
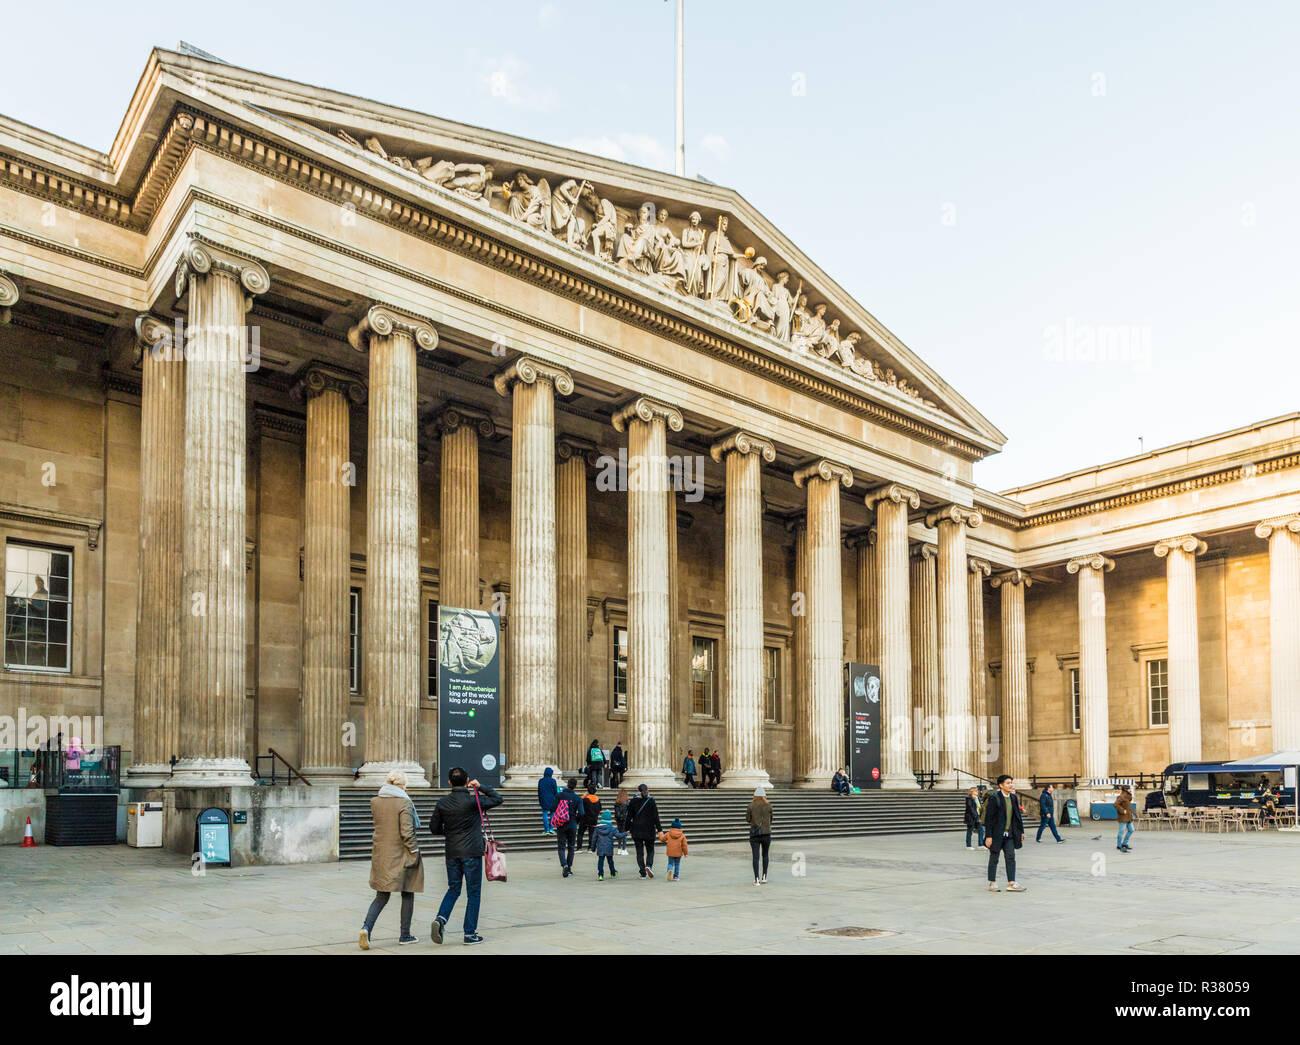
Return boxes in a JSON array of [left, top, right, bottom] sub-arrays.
[[197, 807, 231, 866]]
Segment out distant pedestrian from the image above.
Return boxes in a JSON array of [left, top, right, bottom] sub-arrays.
[[613, 787, 631, 855], [1036, 783, 1064, 843], [594, 809, 619, 880], [746, 786, 772, 885], [700, 748, 713, 788], [964, 787, 985, 849], [832, 768, 851, 795], [658, 817, 689, 881], [359, 770, 424, 949], [709, 749, 723, 788], [609, 742, 627, 789], [1115, 784, 1135, 852], [578, 782, 602, 852], [627, 783, 663, 878], [585, 739, 605, 789], [553, 776, 582, 877], [682, 750, 697, 789], [982, 773, 1025, 893], [428, 766, 503, 946], [537, 766, 558, 835]]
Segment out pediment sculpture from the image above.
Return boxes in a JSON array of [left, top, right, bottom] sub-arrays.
[[335, 130, 936, 409]]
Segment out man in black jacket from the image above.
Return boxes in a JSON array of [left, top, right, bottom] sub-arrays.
[[609, 743, 626, 789], [627, 783, 663, 878], [1036, 783, 1063, 843], [429, 766, 503, 945], [554, 777, 583, 878], [982, 774, 1025, 893]]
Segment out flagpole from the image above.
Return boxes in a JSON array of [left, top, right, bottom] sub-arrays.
[[675, 0, 685, 177]]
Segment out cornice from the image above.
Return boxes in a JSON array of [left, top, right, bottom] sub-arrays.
[[0, 502, 101, 551]]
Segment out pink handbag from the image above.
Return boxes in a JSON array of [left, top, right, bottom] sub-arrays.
[[475, 786, 507, 883]]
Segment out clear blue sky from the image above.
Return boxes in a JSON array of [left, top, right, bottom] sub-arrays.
[[4, 0, 1297, 490]]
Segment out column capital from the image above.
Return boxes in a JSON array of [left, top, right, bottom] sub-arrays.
[[793, 459, 853, 489], [556, 434, 602, 467], [924, 503, 983, 529], [1066, 553, 1115, 575], [968, 557, 993, 578], [863, 482, 920, 511], [493, 355, 574, 397], [990, 568, 1032, 589], [1154, 535, 1208, 558], [0, 263, 20, 324], [427, 399, 495, 439], [1255, 514, 1300, 539], [134, 313, 180, 364], [844, 526, 877, 549], [709, 429, 776, 464], [291, 362, 367, 406], [173, 237, 270, 301], [910, 542, 937, 563], [611, 395, 684, 434], [781, 508, 806, 534], [347, 303, 438, 354]]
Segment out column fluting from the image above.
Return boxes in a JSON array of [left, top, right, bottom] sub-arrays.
[[928, 505, 981, 786], [1155, 536, 1207, 763], [968, 558, 992, 773], [1256, 516, 1300, 751], [910, 544, 939, 780], [1067, 553, 1114, 783], [991, 569, 1031, 781], [431, 403, 495, 614], [556, 437, 598, 772]]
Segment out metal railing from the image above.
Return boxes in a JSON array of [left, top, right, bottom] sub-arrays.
[[1028, 772, 1165, 791], [254, 747, 311, 786]]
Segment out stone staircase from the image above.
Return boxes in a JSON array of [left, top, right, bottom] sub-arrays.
[[339, 786, 988, 860]]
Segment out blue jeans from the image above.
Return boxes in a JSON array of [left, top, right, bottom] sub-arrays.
[[1117, 822, 1135, 848], [667, 856, 682, 879], [436, 856, 482, 936], [966, 824, 986, 846], [541, 807, 554, 832], [598, 853, 616, 876], [1037, 816, 1062, 842]]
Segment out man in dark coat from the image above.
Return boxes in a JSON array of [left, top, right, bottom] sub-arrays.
[[963, 787, 984, 848], [537, 766, 558, 835], [1036, 783, 1063, 843], [982, 773, 1025, 892], [553, 776, 583, 877], [609, 743, 627, 789], [428, 766, 503, 945], [626, 783, 663, 878]]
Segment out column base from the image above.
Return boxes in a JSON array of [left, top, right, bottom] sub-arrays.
[[791, 773, 834, 790], [936, 772, 961, 790], [620, 768, 684, 790], [503, 764, 556, 788], [167, 758, 256, 788], [354, 761, 430, 789], [124, 764, 172, 788], [880, 772, 922, 791], [720, 769, 773, 791], [298, 766, 357, 786]]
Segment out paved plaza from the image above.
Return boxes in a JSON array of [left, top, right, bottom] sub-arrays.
[[2, 827, 1298, 955]]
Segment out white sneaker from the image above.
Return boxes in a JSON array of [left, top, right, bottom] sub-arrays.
[[988, 882, 999, 892]]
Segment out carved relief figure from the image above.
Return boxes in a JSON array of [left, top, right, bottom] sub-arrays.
[[792, 299, 828, 351], [680, 211, 708, 296], [706, 216, 744, 301], [505, 172, 553, 232], [584, 185, 619, 262]]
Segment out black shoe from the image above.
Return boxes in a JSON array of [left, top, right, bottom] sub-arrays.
[[1122, 845, 1132, 851], [463, 934, 485, 945], [398, 934, 419, 945], [1056, 839, 1065, 844], [562, 866, 572, 877], [431, 918, 445, 945]]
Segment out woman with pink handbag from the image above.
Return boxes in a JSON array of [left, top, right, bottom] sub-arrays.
[[428, 766, 504, 946]]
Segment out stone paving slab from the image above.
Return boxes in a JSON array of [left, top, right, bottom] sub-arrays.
[[2, 828, 1298, 954]]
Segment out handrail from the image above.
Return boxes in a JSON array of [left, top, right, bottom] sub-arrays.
[[255, 747, 311, 786]]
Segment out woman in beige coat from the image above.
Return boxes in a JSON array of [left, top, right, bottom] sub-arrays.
[[359, 770, 424, 948]]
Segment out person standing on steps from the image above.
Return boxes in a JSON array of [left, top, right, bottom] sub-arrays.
[[682, 750, 697, 789], [982, 774, 1026, 893], [1115, 783, 1135, 852], [609, 742, 627, 789], [359, 769, 424, 949], [746, 786, 773, 885], [627, 783, 662, 879], [428, 767, 503, 946], [578, 781, 602, 852], [537, 766, 558, 835], [964, 787, 985, 849], [585, 738, 605, 790], [553, 776, 582, 877], [1036, 783, 1064, 843], [709, 749, 723, 788]]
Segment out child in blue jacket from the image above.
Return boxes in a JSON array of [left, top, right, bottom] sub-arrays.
[[594, 809, 618, 880]]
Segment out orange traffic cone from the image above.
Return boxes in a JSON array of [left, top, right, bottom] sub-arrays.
[[20, 817, 37, 847]]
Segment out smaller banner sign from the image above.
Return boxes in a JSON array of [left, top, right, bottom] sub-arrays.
[[845, 662, 882, 790], [437, 607, 502, 788]]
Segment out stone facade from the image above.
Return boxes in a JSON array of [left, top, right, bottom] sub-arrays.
[[1, 49, 1298, 802]]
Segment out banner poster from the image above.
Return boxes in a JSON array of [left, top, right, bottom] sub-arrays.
[[437, 607, 502, 788], [845, 661, 882, 789]]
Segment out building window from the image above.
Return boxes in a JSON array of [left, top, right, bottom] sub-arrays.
[[691, 636, 717, 717], [1147, 658, 1169, 727], [1069, 668, 1080, 734], [427, 599, 440, 700], [764, 646, 781, 723], [4, 543, 72, 672], [349, 588, 361, 693], [612, 626, 628, 712]]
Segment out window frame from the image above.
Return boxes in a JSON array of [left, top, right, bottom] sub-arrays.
[[690, 634, 719, 719], [763, 644, 782, 724], [611, 624, 629, 715], [1146, 656, 1170, 729], [4, 539, 74, 675], [348, 586, 362, 694]]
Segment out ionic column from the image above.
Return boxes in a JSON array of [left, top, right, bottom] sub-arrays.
[[866, 483, 921, 789], [1155, 536, 1208, 763], [968, 559, 992, 769], [127, 316, 184, 785], [1067, 553, 1114, 783], [850, 528, 879, 665], [350, 304, 437, 787], [711, 431, 776, 789], [990, 569, 1031, 780], [1255, 515, 1300, 750], [0, 263, 19, 325], [296, 365, 365, 781], [613, 397, 684, 788], [556, 436, 600, 773], [430, 402, 496, 613], [170, 240, 268, 786], [792, 460, 853, 788], [927, 505, 981, 787], [787, 513, 809, 783], [909, 544, 939, 781], [494, 358, 573, 784]]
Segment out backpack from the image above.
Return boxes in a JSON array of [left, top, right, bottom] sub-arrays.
[[550, 796, 572, 828]]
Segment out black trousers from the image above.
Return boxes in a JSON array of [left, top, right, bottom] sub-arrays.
[[987, 836, 1017, 883], [577, 821, 597, 851], [555, 824, 576, 869], [750, 835, 771, 879], [363, 891, 413, 936], [610, 767, 624, 788], [634, 838, 656, 874]]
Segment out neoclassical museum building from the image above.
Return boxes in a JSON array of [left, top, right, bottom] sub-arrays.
[[2, 49, 1298, 812]]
